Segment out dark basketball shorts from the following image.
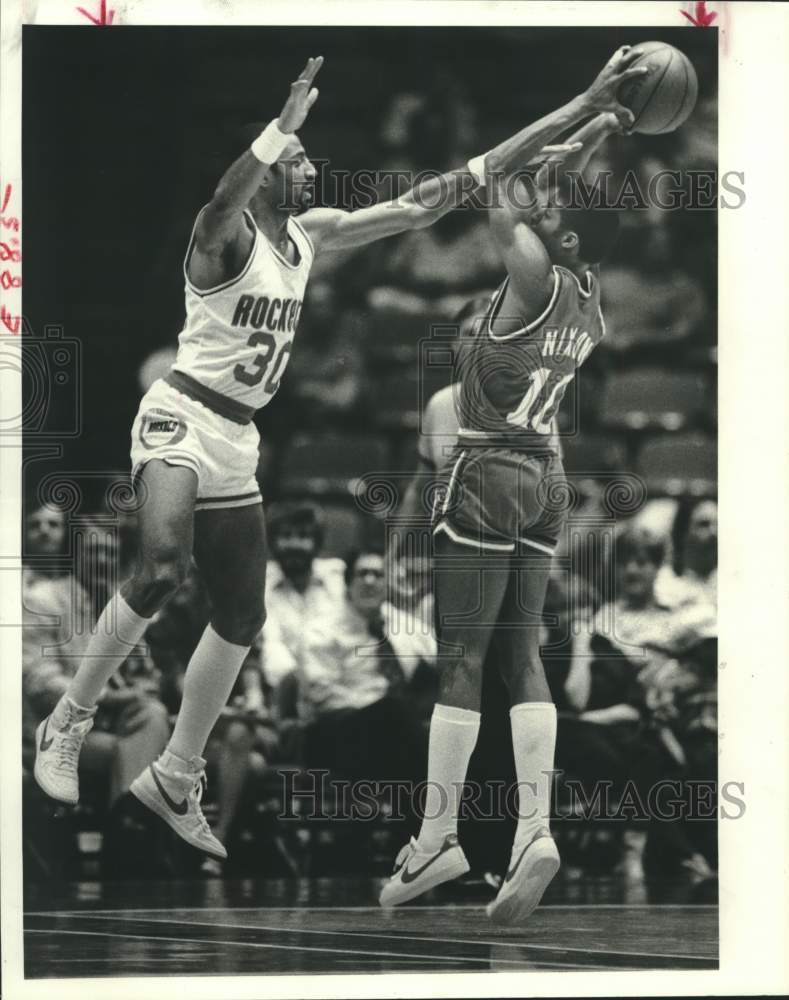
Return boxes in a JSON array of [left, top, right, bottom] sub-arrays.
[[431, 445, 568, 556]]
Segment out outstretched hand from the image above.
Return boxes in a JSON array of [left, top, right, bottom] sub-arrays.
[[536, 141, 583, 163], [584, 45, 650, 130], [278, 56, 323, 134]]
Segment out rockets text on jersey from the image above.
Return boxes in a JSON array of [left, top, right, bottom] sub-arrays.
[[172, 208, 314, 412], [457, 265, 605, 451]]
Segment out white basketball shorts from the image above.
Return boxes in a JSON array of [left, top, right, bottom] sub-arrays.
[[130, 379, 262, 511]]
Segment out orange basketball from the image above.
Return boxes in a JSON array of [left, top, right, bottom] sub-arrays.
[[618, 41, 698, 134]]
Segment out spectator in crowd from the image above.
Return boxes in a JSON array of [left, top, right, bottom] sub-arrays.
[[559, 523, 715, 880], [657, 496, 718, 611], [640, 632, 718, 879], [257, 502, 348, 691], [23, 504, 170, 809], [564, 527, 674, 723], [23, 504, 90, 698], [275, 544, 437, 809]]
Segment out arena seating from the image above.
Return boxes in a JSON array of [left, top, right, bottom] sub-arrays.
[[599, 368, 711, 432], [636, 432, 717, 496], [278, 434, 391, 497]]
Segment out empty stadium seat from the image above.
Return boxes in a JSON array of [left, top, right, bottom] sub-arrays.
[[636, 432, 717, 496], [278, 434, 391, 497], [600, 368, 711, 431]]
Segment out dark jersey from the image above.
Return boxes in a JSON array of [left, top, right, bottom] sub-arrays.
[[457, 265, 605, 452]]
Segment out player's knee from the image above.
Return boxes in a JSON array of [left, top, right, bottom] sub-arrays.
[[438, 649, 484, 700], [213, 603, 266, 646], [136, 546, 189, 605]]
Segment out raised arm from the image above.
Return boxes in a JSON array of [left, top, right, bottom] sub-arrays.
[[300, 145, 587, 253], [535, 112, 622, 192], [487, 182, 555, 316], [483, 47, 649, 311], [301, 46, 646, 254], [299, 167, 479, 252], [482, 45, 646, 180], [189, 57, 323, 286]]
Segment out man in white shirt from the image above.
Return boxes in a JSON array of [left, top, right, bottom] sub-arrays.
[[296, 548, 436, 723], [257, 502, 347, 688], [275, 545, 436, 811]]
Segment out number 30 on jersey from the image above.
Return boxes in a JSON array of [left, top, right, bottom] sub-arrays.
[[234, 330, 292, 395]]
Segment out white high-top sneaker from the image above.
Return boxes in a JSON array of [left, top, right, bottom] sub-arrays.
[[34, 700, 96, 805], [130, 752, 227, 859]]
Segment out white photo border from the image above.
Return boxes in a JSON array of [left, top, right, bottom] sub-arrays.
[[2, 1, 788, 997]]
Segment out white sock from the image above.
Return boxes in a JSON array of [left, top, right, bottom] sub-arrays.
[[417, 704, 481, 852], [66, 593, 151, 707], [167, 625, 250, 761], [156, 747, 197, 775], [510, 701, 557, 850], [51, 694, 96, 728]]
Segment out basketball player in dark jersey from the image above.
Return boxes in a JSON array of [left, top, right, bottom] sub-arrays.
[[380, 45, 650, 918]]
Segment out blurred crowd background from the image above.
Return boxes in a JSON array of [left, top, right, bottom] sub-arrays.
[[22, 27, 717, 896]]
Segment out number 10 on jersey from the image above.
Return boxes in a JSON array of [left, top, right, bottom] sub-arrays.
[[506, 367, 573, 435]]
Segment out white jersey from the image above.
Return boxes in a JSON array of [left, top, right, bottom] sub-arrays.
[[173, 208, 314, 411]]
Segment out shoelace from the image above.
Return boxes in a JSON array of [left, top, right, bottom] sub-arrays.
[[170, 767, 212, 836], [53, 720, 93, 775], [392, 838, 418, 874]]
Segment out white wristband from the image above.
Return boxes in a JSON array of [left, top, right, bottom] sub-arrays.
[[250, 119, 290, 164], [467, 153, 488, 188]]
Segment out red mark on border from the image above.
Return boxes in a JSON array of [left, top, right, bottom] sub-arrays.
[[0, 182, 21, 334], [1, 306, 20, 335], [680, 1, 718, 27], [0, 240, 21, 264], [76, 0, 115, 25]]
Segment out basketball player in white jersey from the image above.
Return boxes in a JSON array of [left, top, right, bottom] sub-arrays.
[[34, 57, 590, 859]]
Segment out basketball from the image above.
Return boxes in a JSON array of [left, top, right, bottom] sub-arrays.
[[618, 41, 698, 134]]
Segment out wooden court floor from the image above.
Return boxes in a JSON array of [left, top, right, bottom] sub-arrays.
[[24, 875, 718, 977]]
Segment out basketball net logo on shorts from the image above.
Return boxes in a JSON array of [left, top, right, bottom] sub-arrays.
[[139, 407, 188, 450]]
